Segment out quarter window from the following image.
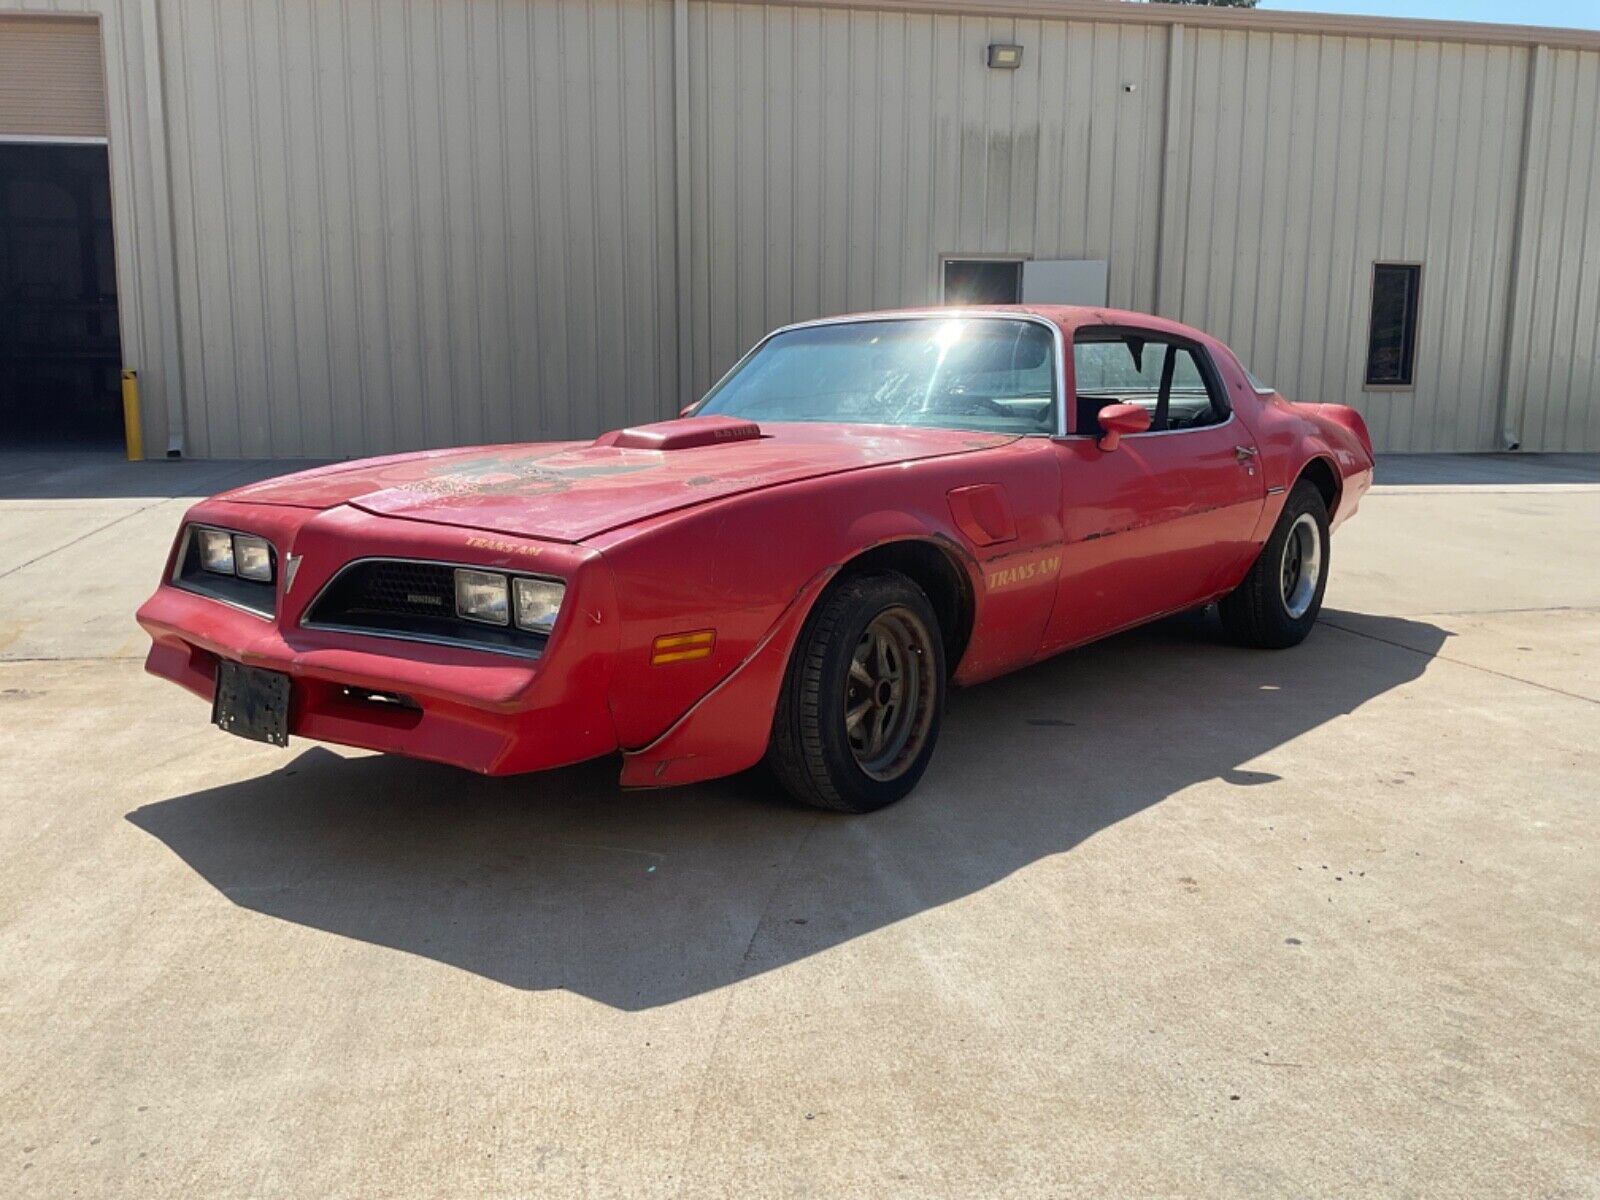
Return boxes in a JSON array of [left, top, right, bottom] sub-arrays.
[[1242, 365, 1274, 394], [1365, 263, 1421, 387], [1072, 332, 1227, 434]]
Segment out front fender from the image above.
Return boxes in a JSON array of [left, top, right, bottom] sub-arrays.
[[593, 439, 1059, 781], [618, 566, 837, 788], [612, 510, 974, 789]]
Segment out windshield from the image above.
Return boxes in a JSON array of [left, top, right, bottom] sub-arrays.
[[695, 317, 1057, 435]]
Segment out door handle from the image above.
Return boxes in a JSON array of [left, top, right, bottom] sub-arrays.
[[1234, 444, 1258, 461]]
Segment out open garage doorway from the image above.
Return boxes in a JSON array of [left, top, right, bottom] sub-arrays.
[[0, 15, 123, 450], [0, 142, 123, 448]]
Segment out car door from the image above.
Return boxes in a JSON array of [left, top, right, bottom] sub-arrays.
[[1041, 328, 1265, 652]]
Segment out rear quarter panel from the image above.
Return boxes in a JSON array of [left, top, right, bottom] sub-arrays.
[[1210, 343, 1375, 537]]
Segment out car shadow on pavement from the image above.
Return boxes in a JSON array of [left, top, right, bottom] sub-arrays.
[[126, 609, 1448, 1010]]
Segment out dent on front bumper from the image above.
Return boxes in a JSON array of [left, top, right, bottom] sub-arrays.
[[136, 503, 621, 776]]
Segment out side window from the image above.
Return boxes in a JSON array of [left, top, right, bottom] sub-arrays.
[[1072, 332, 1227, 434]]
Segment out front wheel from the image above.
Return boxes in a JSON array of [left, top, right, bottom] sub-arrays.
[[1219, 479, 1331, 648], [768, 572, 945, 813]]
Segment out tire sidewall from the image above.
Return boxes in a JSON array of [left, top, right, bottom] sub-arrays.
[[810, 575, 946, 811], [1264, 483, 1331, 641]]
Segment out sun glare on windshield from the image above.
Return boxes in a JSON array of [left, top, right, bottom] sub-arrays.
[[697, 317, 1057, 436]]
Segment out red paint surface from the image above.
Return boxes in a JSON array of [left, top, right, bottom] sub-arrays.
[[137, 306, 1374, 786], [223, 422, 1015, 543]]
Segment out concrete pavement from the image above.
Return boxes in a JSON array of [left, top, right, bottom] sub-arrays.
[[1, 448, 1597, 1197]]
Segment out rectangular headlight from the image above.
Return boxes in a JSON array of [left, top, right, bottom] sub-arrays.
[[234, 535, 273, 582], [455, 569, 509, 625], [197, 528, 234, 575], [513, 577, 565, 633]]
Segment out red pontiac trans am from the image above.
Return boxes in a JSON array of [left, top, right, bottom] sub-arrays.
[[138, 307, 1373, 812]]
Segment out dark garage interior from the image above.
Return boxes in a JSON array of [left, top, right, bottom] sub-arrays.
[[0, 142, 122, 449]]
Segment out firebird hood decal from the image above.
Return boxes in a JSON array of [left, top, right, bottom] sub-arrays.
[[221, 423, 1018, 543], [386, 454, 658, 499]]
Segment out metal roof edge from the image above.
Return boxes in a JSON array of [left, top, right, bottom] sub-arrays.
[[742, 0, 1600, 54]]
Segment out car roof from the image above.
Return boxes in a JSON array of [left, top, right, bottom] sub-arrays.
[[783, 305, 1214, 345]]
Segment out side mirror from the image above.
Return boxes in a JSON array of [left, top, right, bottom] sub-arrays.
[[1095, 403, 1152, 451]]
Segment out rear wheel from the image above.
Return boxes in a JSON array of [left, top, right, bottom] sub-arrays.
[[768, 572, 945, 813], [1219, 479, 1330, 648]]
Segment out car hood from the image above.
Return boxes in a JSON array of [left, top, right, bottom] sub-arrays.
[[220, 420, 1018, 542]]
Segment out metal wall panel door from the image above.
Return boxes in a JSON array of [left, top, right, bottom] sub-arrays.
[[0, 16, 107, 139], [1021, 260, 1109, 306]]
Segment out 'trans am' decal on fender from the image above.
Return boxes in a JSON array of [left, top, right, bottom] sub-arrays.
[[986, 549, 1063, 592]]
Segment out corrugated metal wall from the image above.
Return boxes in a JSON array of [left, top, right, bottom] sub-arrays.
[[684, 5, 1167, 398], [1163, 31, 1531, 452], [1507, 46, 1600, 452], [2, 0, 1596, 455], [685, 6, 1597, 452], [158, 0, 677, 458]]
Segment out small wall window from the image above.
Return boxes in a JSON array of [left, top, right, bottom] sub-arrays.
[[942, 258, 1022, 305], [1365, 263, 1421, 388]]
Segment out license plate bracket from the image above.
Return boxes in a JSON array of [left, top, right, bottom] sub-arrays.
[[212, 660, 291, 747]]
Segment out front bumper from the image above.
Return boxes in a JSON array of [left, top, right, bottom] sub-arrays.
[[136, 503, 621, 776]]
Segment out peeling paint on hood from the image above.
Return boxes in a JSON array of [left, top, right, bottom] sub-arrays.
[[219, 421, 1018, 543]]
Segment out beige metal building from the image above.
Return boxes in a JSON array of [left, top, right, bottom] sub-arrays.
[[1, 0, 1597, 457]]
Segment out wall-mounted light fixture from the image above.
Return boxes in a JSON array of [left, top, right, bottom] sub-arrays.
[[986, 43, 1023, 70]]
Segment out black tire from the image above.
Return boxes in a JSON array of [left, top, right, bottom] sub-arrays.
[[768, 572, 946, 813], [1219, 479, 1331, 649]]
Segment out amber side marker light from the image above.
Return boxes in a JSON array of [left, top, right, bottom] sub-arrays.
[[652, 629, 715, 665]]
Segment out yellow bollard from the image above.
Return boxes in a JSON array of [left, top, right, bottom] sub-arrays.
[[121, 369, 144, 462]]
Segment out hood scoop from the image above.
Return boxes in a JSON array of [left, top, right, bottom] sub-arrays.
[[595, 415, 762, 452]]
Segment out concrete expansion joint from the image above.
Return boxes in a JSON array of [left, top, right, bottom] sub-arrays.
[[1319, 619, 1600, 706]]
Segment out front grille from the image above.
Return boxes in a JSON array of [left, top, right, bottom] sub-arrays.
[[323, 560, 456, 621], [303, 558, 549, 658]]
